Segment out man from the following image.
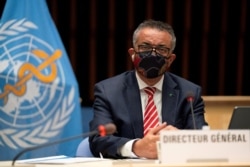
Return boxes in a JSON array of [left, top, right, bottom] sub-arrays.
[[89, 19, 208, 159]]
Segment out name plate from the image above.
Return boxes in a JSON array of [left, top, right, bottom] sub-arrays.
[[159, 130, 250, 164]]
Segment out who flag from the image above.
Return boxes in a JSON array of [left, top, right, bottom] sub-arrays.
[[0, 0, 83, 160]]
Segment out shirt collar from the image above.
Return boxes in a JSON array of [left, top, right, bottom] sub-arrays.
[[135, 71, 164, 91]]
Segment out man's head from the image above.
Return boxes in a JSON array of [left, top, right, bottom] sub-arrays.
[[128, 19, 176, 82], [132, 19, 176, 52]]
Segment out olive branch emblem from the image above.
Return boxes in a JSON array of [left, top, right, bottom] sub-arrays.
[[0, 87, 76, 149], [0, 18, 37, 41]]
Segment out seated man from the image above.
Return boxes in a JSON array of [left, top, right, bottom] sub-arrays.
[[89, 19, 208, 159]]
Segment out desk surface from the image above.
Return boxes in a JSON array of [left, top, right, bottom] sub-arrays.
[[1, 159, 250, 167]]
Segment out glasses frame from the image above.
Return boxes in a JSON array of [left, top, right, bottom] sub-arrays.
[[137, 44, 171, 56]]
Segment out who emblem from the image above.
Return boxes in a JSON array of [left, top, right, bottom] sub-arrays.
[[0, 19, 75, 149]]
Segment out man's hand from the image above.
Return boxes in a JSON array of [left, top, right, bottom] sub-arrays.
[[132, 122, 179, 159], [132, 123, 167, 159]]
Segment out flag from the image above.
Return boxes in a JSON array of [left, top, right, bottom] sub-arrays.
[[0, 0, 83, 160]]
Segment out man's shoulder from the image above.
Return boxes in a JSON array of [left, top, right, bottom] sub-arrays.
[[166, 72, 201, 88]]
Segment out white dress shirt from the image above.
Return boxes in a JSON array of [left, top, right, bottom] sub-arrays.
[[119, 71, 164, 157]]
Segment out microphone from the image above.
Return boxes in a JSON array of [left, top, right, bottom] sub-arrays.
[[186, 92, 197, 129], [12, 123, 116, 166]]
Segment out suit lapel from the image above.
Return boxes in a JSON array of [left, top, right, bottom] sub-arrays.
[[125, 72, 144, 138], [161, 73, 179, 125], [124, 72, 180, 137]]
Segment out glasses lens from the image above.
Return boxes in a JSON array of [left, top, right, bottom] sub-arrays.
[[156, 47, 169, 55], [138, 45, 152, 52], [138, 45, 169, 56]]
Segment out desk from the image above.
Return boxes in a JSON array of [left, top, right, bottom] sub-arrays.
[[113, 160, 250, 167], [203, 96, 250, 129], [1, 160, 250, 167]]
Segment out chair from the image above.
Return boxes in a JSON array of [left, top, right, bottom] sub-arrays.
[[75, 137, 94, 157], [76, 107, 94, 157]]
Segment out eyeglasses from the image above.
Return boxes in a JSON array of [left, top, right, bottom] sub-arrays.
[[137, 45, 170, 56]]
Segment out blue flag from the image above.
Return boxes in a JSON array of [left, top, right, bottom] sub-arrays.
[[0, 0, 83, 160]]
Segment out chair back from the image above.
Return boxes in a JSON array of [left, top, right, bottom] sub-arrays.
[[76, 137, 94, 157]]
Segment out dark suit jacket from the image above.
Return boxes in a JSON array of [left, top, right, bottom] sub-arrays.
[[89, 71, 208, 158]]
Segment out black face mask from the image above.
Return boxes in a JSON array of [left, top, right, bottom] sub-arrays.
[[133, 51, 168, 78]]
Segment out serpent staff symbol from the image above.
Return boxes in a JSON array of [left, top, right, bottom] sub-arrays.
[[0, 49, 62, 104]]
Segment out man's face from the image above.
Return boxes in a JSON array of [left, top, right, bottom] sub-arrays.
[[129, 27, 176, 71]]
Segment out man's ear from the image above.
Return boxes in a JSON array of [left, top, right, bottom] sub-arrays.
[[128, 48, 135, 61], [166, 54, 176, 67]]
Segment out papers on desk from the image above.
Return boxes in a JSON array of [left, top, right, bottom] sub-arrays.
[[17, 155, 112, 165], [15, 156, 157, 167]]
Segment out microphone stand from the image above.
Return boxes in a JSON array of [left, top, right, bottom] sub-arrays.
[[12, 130, 98, 166], [187, 95, 197, 130]]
